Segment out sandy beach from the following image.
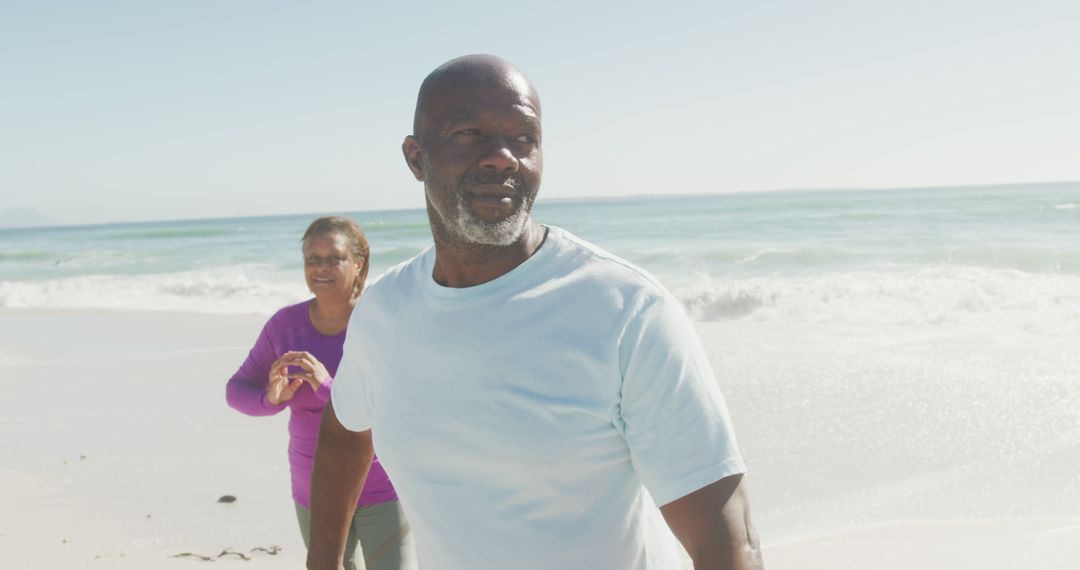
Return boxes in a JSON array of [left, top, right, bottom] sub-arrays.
[[2, 307, 1078, 569], [0, 309, 305, 568], [4, 0, 1078, 563]]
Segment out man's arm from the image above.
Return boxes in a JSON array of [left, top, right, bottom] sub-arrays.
[[306, 401, 374, 570], [659, 474, 764, 570]]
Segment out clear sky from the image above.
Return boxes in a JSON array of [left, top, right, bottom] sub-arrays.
[[2, 0, 1078, 225]]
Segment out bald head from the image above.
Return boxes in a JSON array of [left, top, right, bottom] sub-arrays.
[[413, 54, 541, 140]]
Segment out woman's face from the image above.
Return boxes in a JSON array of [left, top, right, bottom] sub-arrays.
[[303, 231, 364, 301]]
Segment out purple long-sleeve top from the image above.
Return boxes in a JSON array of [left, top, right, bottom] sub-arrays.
[[226, 300, 397, 508]]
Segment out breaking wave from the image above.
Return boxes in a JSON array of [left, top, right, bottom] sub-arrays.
[[676, 266, 1080, 329]]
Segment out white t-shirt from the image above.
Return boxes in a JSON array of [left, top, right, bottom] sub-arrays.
[[333, 226, 745, 569]]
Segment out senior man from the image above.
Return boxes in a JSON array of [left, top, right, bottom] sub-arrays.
[[308, 54, 763, 570]]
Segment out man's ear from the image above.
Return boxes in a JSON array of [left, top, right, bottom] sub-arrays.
[[402, 136, 425, 181]]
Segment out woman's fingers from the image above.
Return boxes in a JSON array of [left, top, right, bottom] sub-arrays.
[[271, 352, 327, 394], [280, 350, 310, 362], [279, 353, 325, 380], [268, 376, 305, 404], [281, 351, 322, 370]]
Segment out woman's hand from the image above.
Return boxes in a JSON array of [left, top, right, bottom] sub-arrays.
[[266, 354, 305, 405], [278, 351, 332, 392]]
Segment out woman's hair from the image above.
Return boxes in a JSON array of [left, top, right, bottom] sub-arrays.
[[301, 216, 370, 293]]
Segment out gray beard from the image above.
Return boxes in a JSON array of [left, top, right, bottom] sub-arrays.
[[439, 191, 533, 247]]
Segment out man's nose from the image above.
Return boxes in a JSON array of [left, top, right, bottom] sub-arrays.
[[478, 139, 519, 172]]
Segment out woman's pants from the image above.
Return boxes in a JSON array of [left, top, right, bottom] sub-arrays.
[[295, 499, 416, 570]]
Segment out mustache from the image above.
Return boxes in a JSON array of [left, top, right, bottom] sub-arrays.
[[461, 171, 524, 190]]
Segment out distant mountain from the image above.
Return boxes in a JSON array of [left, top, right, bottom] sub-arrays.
[[0, 208, 58, 229]]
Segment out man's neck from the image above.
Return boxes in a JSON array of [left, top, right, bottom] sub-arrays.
[[431, 221, 548, 288]]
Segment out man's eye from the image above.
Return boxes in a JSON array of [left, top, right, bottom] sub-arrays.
[[455, 129, 481, 137], [516, 134, 538, 144]]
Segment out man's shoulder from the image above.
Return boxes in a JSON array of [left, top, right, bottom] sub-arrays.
[[548, 226, 668, 296], [347, 248, 430, 335], [363, 246, 432, 297]]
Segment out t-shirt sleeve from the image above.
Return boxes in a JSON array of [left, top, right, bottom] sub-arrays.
[[330, 310, 374, 432], [616, 292, 746, 506]]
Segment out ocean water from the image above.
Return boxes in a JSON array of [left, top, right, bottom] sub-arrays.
[[2, 182, 1078, 324], [2, 181, 1079, 551]]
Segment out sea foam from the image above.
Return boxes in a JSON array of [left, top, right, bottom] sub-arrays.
[[677, 266, 1080, 330], [5, 264, 1079, 338], [0, 268, 308, 315]]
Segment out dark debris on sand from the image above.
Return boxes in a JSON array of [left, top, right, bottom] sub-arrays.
[[172, 546, 282, 562]]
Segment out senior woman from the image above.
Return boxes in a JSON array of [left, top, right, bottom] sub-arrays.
[[226, 216, 414, 570]]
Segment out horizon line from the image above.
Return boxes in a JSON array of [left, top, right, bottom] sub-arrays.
[[3, 178, 1077, 232]]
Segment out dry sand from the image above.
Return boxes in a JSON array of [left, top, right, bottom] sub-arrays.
[[0, 309, 305, 568], [1, 308, 1077, 569]]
